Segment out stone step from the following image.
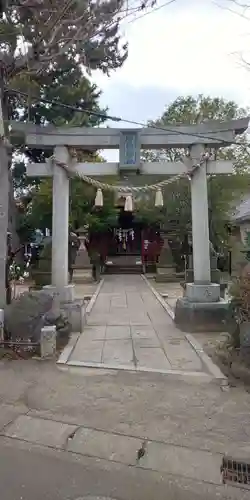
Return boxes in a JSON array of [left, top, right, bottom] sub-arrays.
[[73, 269, 93, 283], [105, 265, 143, 274], [105, 255, 143, 274]]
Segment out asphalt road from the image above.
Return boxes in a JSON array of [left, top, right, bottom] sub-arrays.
[[0, 438, 247, 500]]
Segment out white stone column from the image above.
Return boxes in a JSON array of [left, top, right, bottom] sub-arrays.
[[190, 144, 211, 284], [44, 146, 74, 302], [0, 144, 9, 307], [187, 145, 220, 303]]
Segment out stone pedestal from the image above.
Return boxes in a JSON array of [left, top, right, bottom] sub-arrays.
[[156, 236, 176, 282], [40, 325, 56, 358], [186, 283, 220, 302], [62, 299, 86, 333], [72, 268, 93, 284], [43, 284, 85, 332], [74, 232, 91, 269], [43, 284, 75, 303], [156, 266, 179, 283], [175, 283, 228, 332]]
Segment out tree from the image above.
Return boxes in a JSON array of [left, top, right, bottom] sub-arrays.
[[11, 67, 109, 242], [141, 95, 250, 248], [23, 175, 118, 237], [1, 0, 158, 245], [1, 0, 132, 80], [215, 1, 250, 20], [215, 1, 250, 69]]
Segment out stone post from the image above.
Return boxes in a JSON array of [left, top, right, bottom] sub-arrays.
[[185, 144, 220, 303], [44, 146, 74, 303], [0, 144, 9, 307], [190, 144, 211, 284], [175, 145, 225, 332], [0, 308, 4, 341], [52, 146, 69, 290], [40, 325, 57, 358]]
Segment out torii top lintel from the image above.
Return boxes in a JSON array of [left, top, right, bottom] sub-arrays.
[[10, 117, 249, 149]]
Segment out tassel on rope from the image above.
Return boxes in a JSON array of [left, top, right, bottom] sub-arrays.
[[94, 188, 103, 207], [155, 188, 164, 207], [124, 194, 133, 212]]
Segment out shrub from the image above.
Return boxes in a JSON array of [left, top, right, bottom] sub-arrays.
[[31, 242, 52, 287], [4, 290, 70, 346], [227, 273, 250, 348]]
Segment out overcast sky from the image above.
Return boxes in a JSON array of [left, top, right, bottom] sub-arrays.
[[92, 0, 250, 128]]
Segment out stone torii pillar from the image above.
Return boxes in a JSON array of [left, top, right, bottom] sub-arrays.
[[43, 146, 74, 303], [190, 145, 211, 285], [174, 144, 223, 332]]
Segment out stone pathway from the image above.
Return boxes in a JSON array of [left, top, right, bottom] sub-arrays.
[[67, 275, 224, 379]]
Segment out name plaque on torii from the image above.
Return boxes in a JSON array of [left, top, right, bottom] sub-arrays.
[[119, 130, 141, 171]]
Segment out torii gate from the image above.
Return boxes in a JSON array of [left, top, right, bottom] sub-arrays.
[[11, 118, 249, 330]]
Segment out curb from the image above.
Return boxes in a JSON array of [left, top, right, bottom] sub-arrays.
[[63, 359, 214, 381], [186, 334, 228, 383], [141, 275, 175, 320], [57, 332, 81, 365], [85, 279, 104, 314], [57, 278, 104, 366]]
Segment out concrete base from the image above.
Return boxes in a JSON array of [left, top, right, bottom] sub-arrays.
[[43, 284, 75, 302], [73, 268, 93, 284], [174, 297, 229, 332], [155, 274, 181, 283], [62, 299, 86, 333], [155, 266, 178, 283], [185, 283, 220, 303], [42, 284, 85, 332]]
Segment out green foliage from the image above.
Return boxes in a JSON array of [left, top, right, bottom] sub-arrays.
[[157, 95, 246, 124], [15, 212, 34, 243], [142, 95, 250, 246], [24, 175, 118, 236], [6, 0, 127, 213], [2, 0, 130, 83], [31, 241, 52, 287], [226, 274, 250, 347], [229, 274, 250, 322]]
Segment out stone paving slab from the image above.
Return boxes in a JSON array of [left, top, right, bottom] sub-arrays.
[[67, 427, 142, 465], [102, 339, 134, 365], [67, 426, 221, 485], [72, 343, 104, 363], [1, 413, 223, 485], [131, 325, 157, 339], [135, 347, 171, 370], [83, 326, 106, 340], [106, 326, 131, 340], [143, 441, 221, 484], [4, 415, 77, 448], [68, 275, 224, 378], [0, 404, 28, 432], [162, 339, 203, 371], [133, 337, 160, 348]]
